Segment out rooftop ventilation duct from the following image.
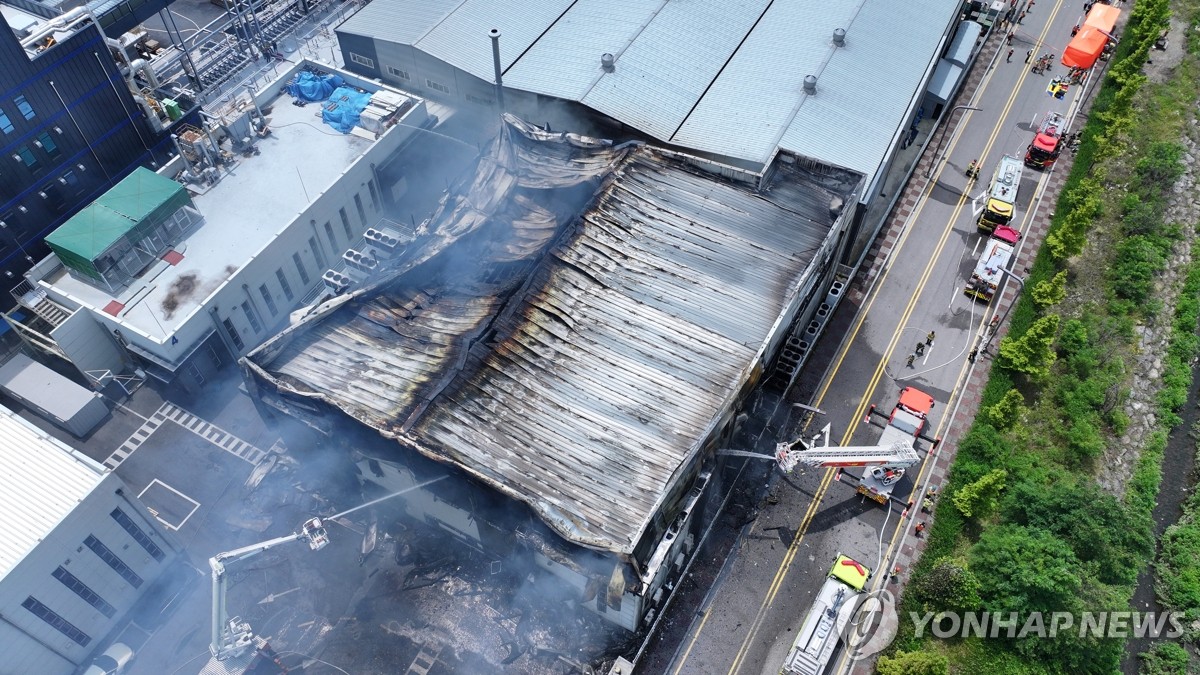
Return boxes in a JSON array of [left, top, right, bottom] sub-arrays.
[[803, 75, 817, 95], [833, 28, 846, 46], [601, 53, 615, 72]]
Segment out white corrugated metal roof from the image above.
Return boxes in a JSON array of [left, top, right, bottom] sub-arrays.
[[336, 0, 462, 45], [416, 0, 577, 81], [501, 0, 660, 102], [0, 405, 106, 578], [339, 0, 959, 194], [576, 0, 772, 141], [669, 1, 855, 164], [778, 0, 952, 188]]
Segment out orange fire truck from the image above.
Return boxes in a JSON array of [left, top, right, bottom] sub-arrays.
[[1024, 111, 1066, 169]]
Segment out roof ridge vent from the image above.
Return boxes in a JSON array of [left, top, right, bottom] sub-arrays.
[[833, 28, 846, 46], [803, 75, 817, 95]]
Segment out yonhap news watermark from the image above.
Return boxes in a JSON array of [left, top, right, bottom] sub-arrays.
[[833, 592, 1187, 663], [909, 610, 1187, 640]]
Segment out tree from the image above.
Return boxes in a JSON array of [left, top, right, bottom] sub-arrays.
[[876, 650, 948, 675], [969, 525, 1081, 616], [909, 556, 981, 612], [953, 469, 1007, 519], [983, 389, 1025, 430], [1139, 642, 1191, 675], [1031, 270, 1068, 307], [998, 314, 1059, 379], [1002, 479, 1152, 586]]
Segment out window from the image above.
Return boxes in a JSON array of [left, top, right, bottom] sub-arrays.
[[187, 363, 205, 385], [349, 52, 375, 68], [354, 194, 367, 226], [22, 597, 90, 647], [222, 317, 245, 351], [259, 284, 277, 316], [109, 508, 164, 561], [339, 208, 353, 240], [426, 79, 450, 94], [17, 145, 37, 169], [309, 236, 326, 269], [0, 110, 12, 134], [83, 535, 142, 588], [292, 252, 310, 285], [14, 95, 35, 120], [323, 221, 338, 251], [367, 180, 379, 210], [241, 301, 261, 333], [61, 170, 78, 186], [276, 269, 294, 301], [52, 567, 116, 618], [385, 65, 409, 80], [465, 93, 494, 106], [36, 132, 58, 157], [207, 345, 223, 368]]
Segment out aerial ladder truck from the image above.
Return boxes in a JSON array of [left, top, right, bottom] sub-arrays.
[[775, 387, 940, 505], [780, 554, 872, 675]]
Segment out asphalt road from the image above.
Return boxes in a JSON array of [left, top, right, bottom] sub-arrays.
[[663, 0, 1093, 673]]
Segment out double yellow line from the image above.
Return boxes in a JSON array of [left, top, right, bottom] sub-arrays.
[[826, 6, 1069, 674], [678, 9, 1069, 674]]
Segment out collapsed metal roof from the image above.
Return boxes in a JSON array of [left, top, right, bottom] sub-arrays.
[[245, 117, 859, 556]]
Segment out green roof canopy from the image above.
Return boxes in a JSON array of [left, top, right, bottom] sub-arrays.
[[46, 167, 190, 262]]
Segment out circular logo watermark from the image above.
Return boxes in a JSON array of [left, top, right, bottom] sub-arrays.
[[835, 588, 898, 662]]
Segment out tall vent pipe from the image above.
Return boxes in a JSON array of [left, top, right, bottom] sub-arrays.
[[489, 29, 505, 114]]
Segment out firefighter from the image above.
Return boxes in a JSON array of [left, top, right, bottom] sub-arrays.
[[926, 331, 936, 346], [915, 341, 925, 357], [966, 159, 980, 180], [906, 353, 915, 368]]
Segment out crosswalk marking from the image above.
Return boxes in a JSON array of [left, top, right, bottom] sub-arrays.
[[103, 401, 268, 470]]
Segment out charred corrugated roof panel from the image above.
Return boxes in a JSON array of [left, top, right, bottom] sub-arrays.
[[246, 119, 856, 557], [409, 149, 836, 553], [269, 287, 504, 424]]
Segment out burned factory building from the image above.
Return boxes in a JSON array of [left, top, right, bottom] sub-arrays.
[[241, 115, 861, 637]]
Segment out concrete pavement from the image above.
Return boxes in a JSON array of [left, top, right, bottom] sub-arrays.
[[664, 0, 1105, 672]]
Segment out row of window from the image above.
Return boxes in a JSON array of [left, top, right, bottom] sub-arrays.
[[110, 507, 165, 561], [52, 566, 116, 618], [223, 187, 377, 352], [11, 129, 62, 169], [0, 95, 37, 134], [22, 597, 90, 647], [83, 535, 143, 588]]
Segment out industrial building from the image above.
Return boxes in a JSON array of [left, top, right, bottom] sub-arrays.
[[243, 116, 862, 633], [0, 403, 180, 674], [334, 0, 966, 213], [0, 0, 200, 281], [2, 59, 432, 395]]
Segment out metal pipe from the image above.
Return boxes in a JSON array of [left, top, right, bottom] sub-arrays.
[[133, 95, 166, 133], [95, 51, 154, 148], [19, 6, 89, 48], [125, 58, 161, 89], [172, 133, 196, 175], [48, 80, 111, 181], [489, 29, 505, 114]]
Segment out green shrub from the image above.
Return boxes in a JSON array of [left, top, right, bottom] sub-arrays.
[[997, 314, 1059, 379], [953, 469, 1007, 519], [1138, 642, 1191, 675], [1031, 270, 1068, 307], [983, 389, 1025, 430], [909, 556, 981, 612], [876, 650, 949, 675]]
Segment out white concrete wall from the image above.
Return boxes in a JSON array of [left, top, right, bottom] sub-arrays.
[[0, 474, 177, 672], [50, 310, 126, 381], [98, 95, 430, 366]]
